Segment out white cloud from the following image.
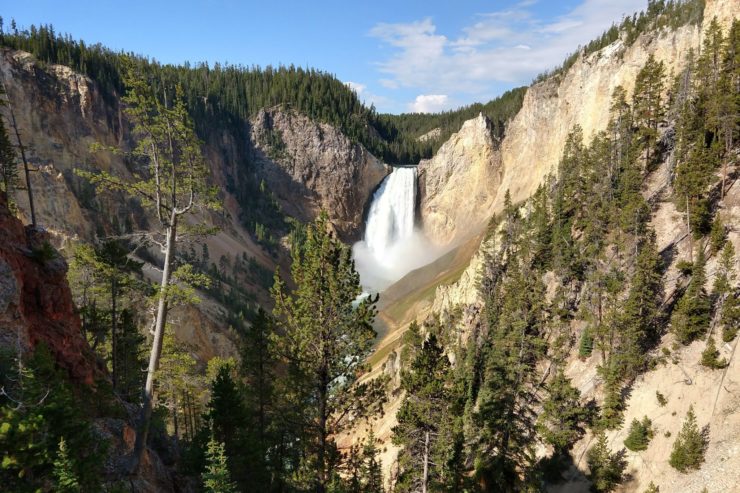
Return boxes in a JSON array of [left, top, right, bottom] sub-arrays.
[[345, 80, 396, 110], [370, 0, 647, 97], [409, 94, 450, 113], [345, 81, 367, 95]]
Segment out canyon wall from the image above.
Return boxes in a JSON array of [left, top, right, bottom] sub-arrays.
[[418, 0, 737, 249], [250, 107, 388, 241]]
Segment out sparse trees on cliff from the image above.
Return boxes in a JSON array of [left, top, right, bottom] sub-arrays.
[[0, 80, 35, 226], [77, 60, 220, 470]]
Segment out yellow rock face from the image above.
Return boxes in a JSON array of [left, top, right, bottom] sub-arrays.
[[418, 113, 502, 247]]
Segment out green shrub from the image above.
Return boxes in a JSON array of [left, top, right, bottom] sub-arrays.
[[643, 481, 659, 493], [676, 260, 693, 275], [656, 391, 667, 407], [30, 240, 58, 263], [700, 337, 728, 369]]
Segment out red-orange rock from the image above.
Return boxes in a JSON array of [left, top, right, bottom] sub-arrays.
[[0, 192, 100, 384]]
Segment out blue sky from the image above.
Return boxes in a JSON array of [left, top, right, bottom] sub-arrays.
[[3, 0, 648, 113]]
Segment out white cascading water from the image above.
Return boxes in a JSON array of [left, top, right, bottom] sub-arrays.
[[353, 167, 441, 292], [364, 167, 417, 258]]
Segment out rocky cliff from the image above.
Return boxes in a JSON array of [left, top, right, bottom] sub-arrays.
[[418, 114, 501, 246], [497, 0, 736, 209], [250, 106, 388, 241], [0, 192, 99, 384], [417, 0, 736, 249]]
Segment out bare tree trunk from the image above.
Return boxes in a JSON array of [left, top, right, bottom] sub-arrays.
[[172, 393, 179, 443], [422, 430, 430, 493], [686, 194, 693, 263], [1, 81, 36, 227], [111, 277, 118, 391], [317, 372, 328, 493], [131, 215, 177, 471]]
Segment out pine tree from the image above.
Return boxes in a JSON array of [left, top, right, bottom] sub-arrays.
[[709, 214, 726, 254], [77, 62, 220, 468], [392, 333, 452, 493], [671, 249, 711, 344], [586, 431, 625, 493], [116, 309, 146, 402], [537, 370, 590, 454], [205, 364, 248, 488], [579, 328, 594, 359], [362, 430, 384, 493], [713, 242, 739, 342], [623, 416, 653, 451], [239, 308, 275, 486], [53, 437, 81, 493], [632, 54, 666, 169], [669, 405, 707, 472], [599, 364, 624, 430], [158, 332, 204, 443], [202, 435, 237, 493], [272, 213, 385, 492], [474, 257, 547, 491], [618, 232, 663, 378]]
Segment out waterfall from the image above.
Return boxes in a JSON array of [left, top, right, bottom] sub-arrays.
[[353, 167, 440, 292], [364, 167, 417, 259]]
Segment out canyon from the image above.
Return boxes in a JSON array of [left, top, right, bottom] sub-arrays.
[[0, 0, 738, 490]]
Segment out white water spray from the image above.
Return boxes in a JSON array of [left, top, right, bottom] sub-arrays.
[[353, 167, 441, 292]]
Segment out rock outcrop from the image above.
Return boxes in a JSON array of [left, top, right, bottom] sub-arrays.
[[0, 192, 99, 384], [418, 114, 501, 246], [417, 127, 441, 142], [250, 107, 388, 241]]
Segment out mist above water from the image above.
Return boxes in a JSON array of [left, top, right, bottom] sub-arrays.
[[353, 167, 442, 292]]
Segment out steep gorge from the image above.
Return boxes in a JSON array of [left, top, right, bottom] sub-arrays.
[[1, 0, 739, 490]]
